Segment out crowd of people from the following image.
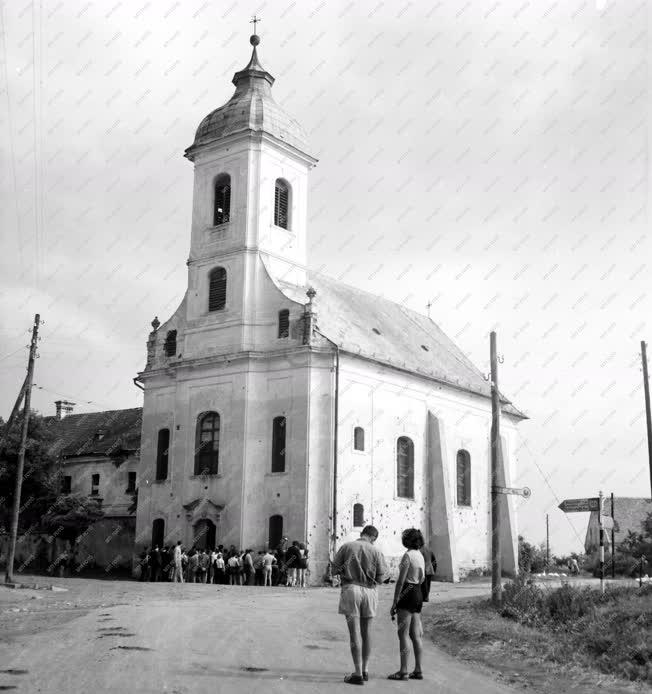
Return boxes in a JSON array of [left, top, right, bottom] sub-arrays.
[[137, 536, 309, 586]]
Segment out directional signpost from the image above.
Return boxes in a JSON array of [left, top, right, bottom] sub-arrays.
[[559, 491, 606, 593], [558, 497, 600, 513]]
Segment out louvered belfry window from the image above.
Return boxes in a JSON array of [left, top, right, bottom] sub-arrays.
[[208, 267, 227, 312], [456, 449, 471, 506], [396, 436, 414, 498], [271, 416, 286, 473], [164, 330, 177, 357], [195, 412, 220, 476], [278, 309, 290, 338], [274, 179, 289, 229], [213, 174, 231, 226]]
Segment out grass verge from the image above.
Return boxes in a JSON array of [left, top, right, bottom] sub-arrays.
[[423, 581, 652, 693]]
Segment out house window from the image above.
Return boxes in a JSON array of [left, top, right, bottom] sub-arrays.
[[195, 412, 220, 476], [208, 267, 227, 312], [274, 179, 290, 229], [91, 473, 100, 496], [353, 503, 365, 527], [151, 518, 165, 549], [213, 174, 231, 225], [456, 449, 471, 506], [164, 330, 177, 357], [278, 309, 290, 338], [156, 428, 170, 481], [271, 416, 286, 473], [61, 475, 71, 494], [396, 436, 414, 498], [268, 514, 283, 550], [353, 427, 365, 451], [126, 471, 137, 493]]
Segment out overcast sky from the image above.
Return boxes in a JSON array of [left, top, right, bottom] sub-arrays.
[[1, 0, 649, 555]]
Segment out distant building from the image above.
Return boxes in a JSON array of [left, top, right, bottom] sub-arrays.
[[585, 497, 652, 553], [43, 403, 142, 570]]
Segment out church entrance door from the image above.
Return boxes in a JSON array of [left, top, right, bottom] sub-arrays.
[[194, 519, 216, 550]]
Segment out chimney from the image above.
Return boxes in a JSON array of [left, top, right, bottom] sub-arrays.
[[55, 400, 76, 420]]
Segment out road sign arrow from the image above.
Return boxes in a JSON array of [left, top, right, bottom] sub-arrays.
[[558, 497, 600, 513]]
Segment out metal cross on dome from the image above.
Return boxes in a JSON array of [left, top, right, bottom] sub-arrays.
[[250, 14, 261, 33]]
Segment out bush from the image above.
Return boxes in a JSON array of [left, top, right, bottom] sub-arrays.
[[543, 584, 596, 624], [585, 552, 642, 578], [501, 575, 545, 626]]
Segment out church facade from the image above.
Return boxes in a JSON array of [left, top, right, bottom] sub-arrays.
[[134, 35, 526, 583]]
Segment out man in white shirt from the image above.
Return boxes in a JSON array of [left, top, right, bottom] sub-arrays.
[[262, 550, 276, 587], [173, 541, 184, 583], [227, 553, 241, 585]]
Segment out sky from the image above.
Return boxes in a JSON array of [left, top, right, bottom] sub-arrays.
[[0, 0, 650, 555]]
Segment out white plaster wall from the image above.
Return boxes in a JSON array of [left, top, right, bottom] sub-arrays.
[[334, 354, 522, 577], [136, 351, 324, 561], [63, 455, 139, 518]]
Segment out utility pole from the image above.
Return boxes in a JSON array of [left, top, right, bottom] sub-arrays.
[[598, 490, 605, 595], [641, 341, 652, 499], [610, 492, 615, 579], [5, 314, 40, 584], [490, 331, 502, 607], [546, 514, 550, 573]]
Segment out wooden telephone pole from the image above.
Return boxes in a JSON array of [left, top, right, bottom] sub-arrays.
[[490, 331, 502, 606], [641, 341, 652, 499], [4, 314, 40, 584], [545, 514, 550, 573]]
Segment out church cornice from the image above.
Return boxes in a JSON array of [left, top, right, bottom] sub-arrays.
[[185, 129, 318, 167], [137, 344, 333, 381]]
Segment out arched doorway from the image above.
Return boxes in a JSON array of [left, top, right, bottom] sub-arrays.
[[194, 519, 216, 550], [151, 518, 165, 549]]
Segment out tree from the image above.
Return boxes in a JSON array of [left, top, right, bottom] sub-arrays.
[[617, 512, 652, 567], [518, 535, 547, 574], [42, 494, 105, 547], [0, 412, 58, 534]]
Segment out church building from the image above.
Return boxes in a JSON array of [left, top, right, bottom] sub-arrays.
[[134, 33, 526, 583]]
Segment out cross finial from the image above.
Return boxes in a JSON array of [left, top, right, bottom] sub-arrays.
[[250, 14, 261, 34]]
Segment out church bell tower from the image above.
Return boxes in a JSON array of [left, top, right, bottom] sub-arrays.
[[182, 32, 317, 351]]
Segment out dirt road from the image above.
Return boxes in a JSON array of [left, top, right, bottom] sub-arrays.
[[0, 578, 517, 693]]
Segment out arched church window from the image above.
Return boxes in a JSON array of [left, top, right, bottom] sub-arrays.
[[268, 514, 283, 550], [274, 179, 290, 229], [353, 503, 365, 528], [271, 416, 286, 473], [396, 436, 414, 498], [353, 427, 365, 451], [456, 449, 471, 506], [156, 428, 170, 481], [164, 330, 177, 357], [213, 174, 231, 226], [278, 309, 290, 338], [208, 267, 227, 312], [195, 412, 220, 476]]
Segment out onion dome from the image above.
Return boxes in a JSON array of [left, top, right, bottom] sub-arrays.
[[185, 35, 309, 158]]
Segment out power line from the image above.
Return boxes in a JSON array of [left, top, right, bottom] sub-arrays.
[[0, 346, 27, 362], [32, 383, 123, 412], [0, 0, 24, 270]]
